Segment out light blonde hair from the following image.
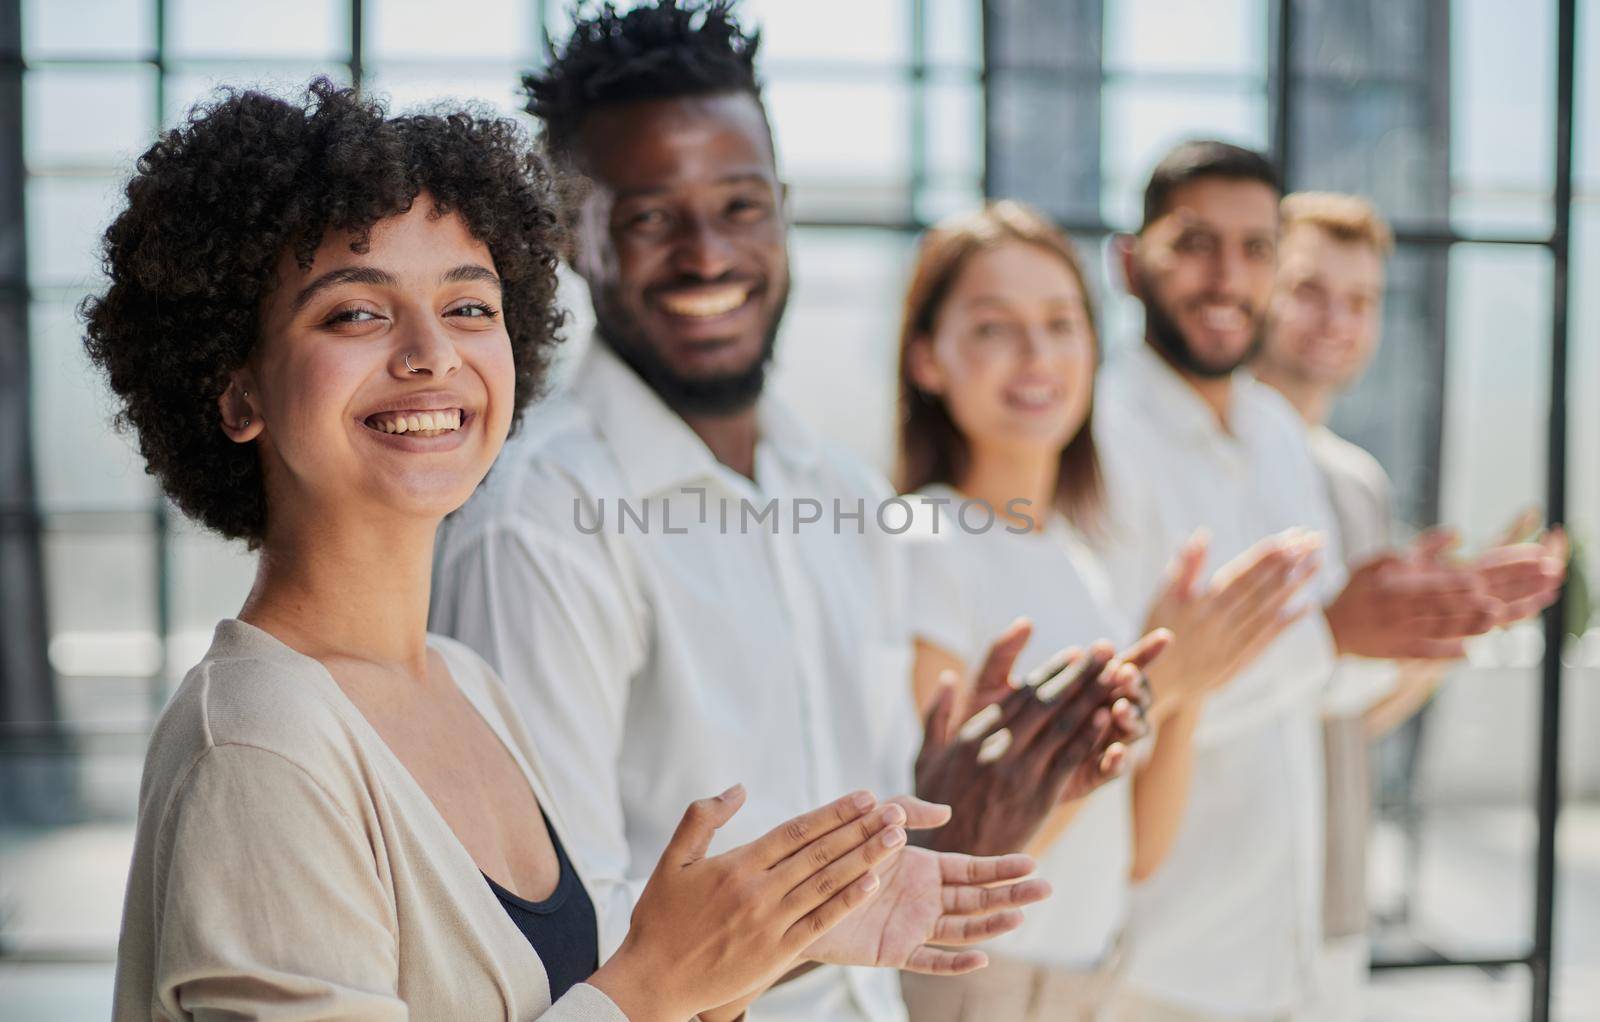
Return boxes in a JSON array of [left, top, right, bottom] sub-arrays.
[[1280, 191, 1394, 255]]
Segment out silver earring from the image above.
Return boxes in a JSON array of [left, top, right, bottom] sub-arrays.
[[241, 417, 251, 428]]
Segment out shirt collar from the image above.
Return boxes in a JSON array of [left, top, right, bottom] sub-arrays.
[[572, 338, 822, 499], [1122, 340, 1252, 442]]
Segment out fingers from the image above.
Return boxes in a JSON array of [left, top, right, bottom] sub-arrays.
[[931, 909, 1025, 946], [1156, 530, 1210, 606], [939, 851, 1036, 887], [779, 814, 907, 918], [1390, 637, 1468, 660], [1494, 506, 1543, 548], [1021, 645, 1084, 691], [1007, 646, 1114, 750], [784, 870, 882, 951], [748, 789, 877, 868], [919, 672, 960, 757], [940, 872, 1051, 914], [1111, 629, 1173, 675], [770, 801, 902, 890], [970, 618, 1033, 711], [885, 795, 953, 831], [662, 784, 746, 866], [1408, 526, 1461, 564], [905, 946, 989, 976]]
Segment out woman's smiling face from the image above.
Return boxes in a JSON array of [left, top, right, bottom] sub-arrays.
[[234, 197, 516, 531]]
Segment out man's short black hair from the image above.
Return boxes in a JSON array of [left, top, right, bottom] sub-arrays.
[[1141, 139, 1282, 231], [523, 0, 766, 166]]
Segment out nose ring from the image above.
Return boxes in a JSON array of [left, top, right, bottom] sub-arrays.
[[404, 353, 422, 374]]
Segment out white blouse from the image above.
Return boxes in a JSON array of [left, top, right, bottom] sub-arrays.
[[902, 483, 1136, 970]]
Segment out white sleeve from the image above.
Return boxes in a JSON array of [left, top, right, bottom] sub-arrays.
[[901, 512, 979, 663], [430, 515, 648, 961]]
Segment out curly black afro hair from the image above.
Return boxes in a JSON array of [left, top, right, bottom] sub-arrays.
[[524, 0, 766, 165], [82, 77, 567, 547]]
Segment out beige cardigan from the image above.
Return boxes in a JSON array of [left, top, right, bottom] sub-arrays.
[[113, 618, 631, 1021]]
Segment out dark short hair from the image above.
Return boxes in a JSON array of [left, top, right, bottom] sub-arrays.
[[523, 0, 767, 167], [1141, 139, 1282, 231], [82, 78, 567, 546]]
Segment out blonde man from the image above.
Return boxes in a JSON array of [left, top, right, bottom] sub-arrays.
[[1256, 192, 1567, 1019]]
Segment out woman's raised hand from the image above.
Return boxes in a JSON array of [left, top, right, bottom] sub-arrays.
[[588, 785, 904, 1022]]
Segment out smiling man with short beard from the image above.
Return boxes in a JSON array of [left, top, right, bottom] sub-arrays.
[[1090, 141, 1505, 1022]]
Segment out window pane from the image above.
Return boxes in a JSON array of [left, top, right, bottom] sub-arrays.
[[29, 301, 156, 511], [368, 0, 538, 62], [169, 524, 255, 645], [924, 0, 981, 70], [23, 0, 152, 59], [767, 78, 911, 220], [1104, 0, 1266, 76], [770, 227, 913, 472], [43, 529, 158, 659], [1099, 83, 1268, 229], [1450, 0, 1556, 234], [166, 0, 346, 59], [363, 65, 530, 120], [162, 65, 352, 127], [25, 67, 157, 172], [1438, 244, 1553, 539], [924, 78, 982, 185], [743, 0, 910, 66], [25, 176, 121, 290]]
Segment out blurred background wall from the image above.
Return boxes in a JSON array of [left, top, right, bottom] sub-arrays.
[[0, 1, 1596, 1019]]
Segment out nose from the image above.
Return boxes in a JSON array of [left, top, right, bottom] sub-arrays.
[[392, 314, 462, 380], [671, 215, 738, 280]]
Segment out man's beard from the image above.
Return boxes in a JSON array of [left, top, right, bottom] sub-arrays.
[[595, 282, 789, 416], [1140, 278, 1265, 380]]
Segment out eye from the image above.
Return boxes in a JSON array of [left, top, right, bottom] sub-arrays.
[[727, 195, 772, 222], [323, 307, 383, 326], [974, 321, 1015, 340], [446, 301, 499, 320], [1245, 238, 1275, 260], [625, 208, 670, 232], [1174, 231, 1215, 255]]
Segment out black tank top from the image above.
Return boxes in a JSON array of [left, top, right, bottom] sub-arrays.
[[483, 813, 599, 1002]]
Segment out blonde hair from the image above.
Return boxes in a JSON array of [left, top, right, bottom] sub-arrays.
[[1280, 191, 1393, 255]]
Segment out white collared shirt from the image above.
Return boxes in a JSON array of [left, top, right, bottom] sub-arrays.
[[1090, 341, 1347, 1018], [901, 484, 1135, 970], [431, 342, 920, 1022]]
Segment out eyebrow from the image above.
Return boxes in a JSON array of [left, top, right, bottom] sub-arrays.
[[291, 263, 501, 313], [612, 172, 776, 201]]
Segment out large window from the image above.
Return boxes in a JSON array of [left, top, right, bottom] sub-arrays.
[[0, 2, 1593, 1019]]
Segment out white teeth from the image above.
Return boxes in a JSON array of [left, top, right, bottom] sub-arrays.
[[659, 285, 751, 319], [1201, 306, 1246, 330], [1007, 385, 1059, 408], [368, 408, 463, 435]]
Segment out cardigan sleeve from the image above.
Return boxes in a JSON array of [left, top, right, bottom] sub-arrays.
[[138, 742, 408, 1021]]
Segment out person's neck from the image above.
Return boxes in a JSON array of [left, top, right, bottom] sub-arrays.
[[1253, 364, 1332, 426], [681, 405, 760, 481], [238, 500, 439, 677], [955, 443, 1058, 532], [1149, 337, 1236, 433]]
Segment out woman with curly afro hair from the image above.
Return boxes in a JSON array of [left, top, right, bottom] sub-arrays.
[[91, 79, 927, 1022]]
